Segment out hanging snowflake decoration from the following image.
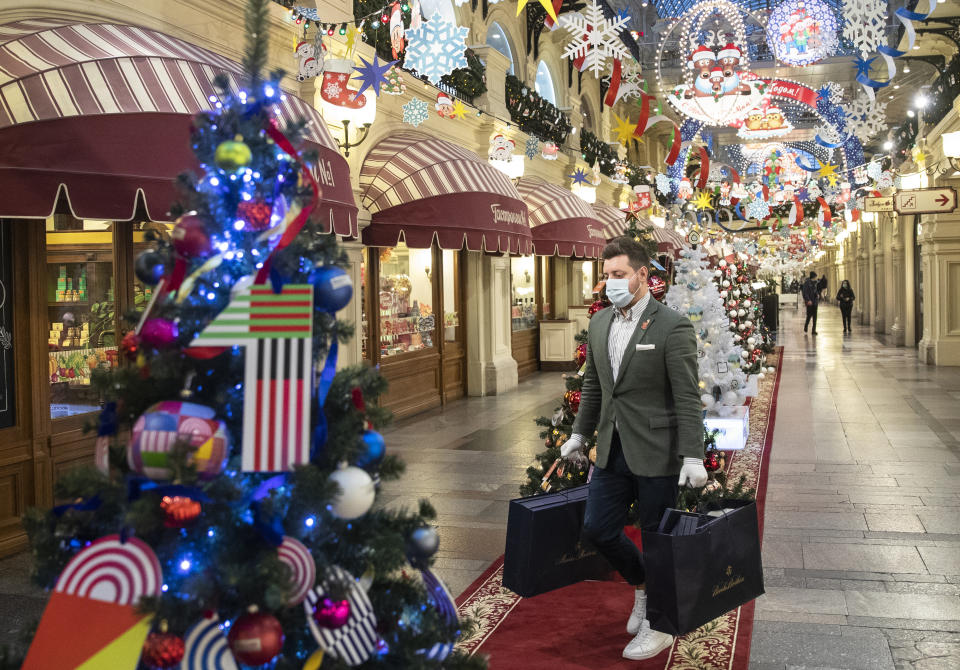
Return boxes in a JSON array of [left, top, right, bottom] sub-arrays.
[[402, 97, 429, 127], [559, 0, 630, 79], [818, 81, 847, 105], [844, 94, 887, 140], [656, 173, 673, 195], [842, 0, 887, 58], [524, 136, 540, 160], [814, 122, 844, 146], [404, 12, 470, 84], [745, 197, 770, 221], [867, 160, 882, 182]]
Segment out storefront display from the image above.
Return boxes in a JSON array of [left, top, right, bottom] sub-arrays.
[[576, 261, 596, 304], [45, 218, 121, 418], [378, 244, 436, 357], [511, 256, 537, 331]]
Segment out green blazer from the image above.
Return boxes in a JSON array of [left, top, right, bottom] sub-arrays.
[[571, 297, 704, 477]]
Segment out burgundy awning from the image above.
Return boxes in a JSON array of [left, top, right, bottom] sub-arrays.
[[359, 131, 532, 253], [0, 19, 356, 234], [593, 203, 628, 240], [515, 177, 604, 258]]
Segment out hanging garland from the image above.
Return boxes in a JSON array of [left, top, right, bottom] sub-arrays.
[[505, 74, 573, 145]]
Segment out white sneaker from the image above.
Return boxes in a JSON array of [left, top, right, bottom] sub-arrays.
[[626, 589, 647, 635], [622, 621, 674, 661]]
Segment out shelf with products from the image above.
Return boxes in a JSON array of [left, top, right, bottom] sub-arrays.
[[377, 244, 437, 359]]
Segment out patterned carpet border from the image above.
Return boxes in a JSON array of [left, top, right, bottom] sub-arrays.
[[455, 348, 785, 667]]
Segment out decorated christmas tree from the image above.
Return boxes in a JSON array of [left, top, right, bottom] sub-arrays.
[[665, 245, 747, 415], [7, 3, 482, 669], [713, 259, 774, 377]]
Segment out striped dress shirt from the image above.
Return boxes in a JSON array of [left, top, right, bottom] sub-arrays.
[[608, 292, 650, 383]]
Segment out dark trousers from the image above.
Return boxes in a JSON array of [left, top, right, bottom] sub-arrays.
[[840, 304, 853, 331], [804, 304, 818, 332], [582, 432, 678, 586]]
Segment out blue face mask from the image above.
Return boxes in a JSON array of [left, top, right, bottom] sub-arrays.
[[605, 271, 639, 308]]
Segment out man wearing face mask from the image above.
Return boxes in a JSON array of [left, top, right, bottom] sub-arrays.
[[560, 236, 706, 661]]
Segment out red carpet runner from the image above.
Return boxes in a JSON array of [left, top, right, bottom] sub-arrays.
[[455, 348, 784, 669]]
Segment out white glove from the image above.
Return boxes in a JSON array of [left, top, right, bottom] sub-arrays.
[[678, 457, 708, 487], [560, 433, 587, 463]]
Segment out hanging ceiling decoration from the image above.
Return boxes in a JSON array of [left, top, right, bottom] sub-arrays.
[[656, 0, 767, 127], [765, 0, 839, 67]]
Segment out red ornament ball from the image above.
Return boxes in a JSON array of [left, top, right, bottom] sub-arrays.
[[160, 495, 202, 528], [313, 596, 351, 629], [141, 631, 185, 669], [228, 608, 284, 666], [172, 213, 212, 258], [236, 198, 273, 231], [588, 300, 606, 316], [703, 451, 721, 472], [567, 390, 581, 414], [575, 342, 587, 367], [647, 275, 667, 300], [121, 331, 141, 361]]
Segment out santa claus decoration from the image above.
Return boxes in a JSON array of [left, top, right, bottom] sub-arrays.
[[389, 3, 406, 59], [435, 92, 455, 118]]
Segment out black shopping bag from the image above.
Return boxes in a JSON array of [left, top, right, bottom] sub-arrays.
[[502, 485, 613, 598], [642, 500, 764, 636]]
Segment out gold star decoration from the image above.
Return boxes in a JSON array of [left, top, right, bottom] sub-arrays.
[[912, 149, 926, 165], [693, 190, 713, 211], [451, 99, 467, 120], [817, 160, 839, 185], [612, 113, 636, 145], [517, 0, 558, 21], [345, 24, 361, 56]]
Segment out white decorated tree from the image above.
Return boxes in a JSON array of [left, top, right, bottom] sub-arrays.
[[713, 259, 771, 377], [666, 245, 747, 415]]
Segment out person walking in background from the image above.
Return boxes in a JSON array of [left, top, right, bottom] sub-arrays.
[[802, 271, 819, 335], [817, 275, 828, 303], [836, 280, 856, 334], [559, 236, 706, 661]]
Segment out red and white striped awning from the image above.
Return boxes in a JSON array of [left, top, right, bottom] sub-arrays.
[[359, 131, 532, 253], [592, 203, 628, 240], [0, 19, 357, 235], [514, 177, 604, 258], [649, 225, 687, 255]]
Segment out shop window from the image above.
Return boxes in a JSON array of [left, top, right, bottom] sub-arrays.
[[485, 22, 515, 75], [0, 222, 13, 429], [535, 61, 556, 106], [378, 242, 436, 357], [442, 249, 459, 342], [511, 256, 537, 331], [576, 260, 595, 304], [540, 256, 553, 320], [361, 250, 369, 360], [46, 215, 120, 418]]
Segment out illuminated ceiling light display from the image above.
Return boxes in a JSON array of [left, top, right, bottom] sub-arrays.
[[657, 0, 767, 126], [765, 0, 839, 67]]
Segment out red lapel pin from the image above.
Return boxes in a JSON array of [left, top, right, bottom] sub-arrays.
[[641, 320, 650, 330]]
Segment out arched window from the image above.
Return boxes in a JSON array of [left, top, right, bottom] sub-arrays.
[[419, 0, 456, 25], [535, 61, 556, 105], [485, 22, 514, 75], [580, 96, 594, 132]]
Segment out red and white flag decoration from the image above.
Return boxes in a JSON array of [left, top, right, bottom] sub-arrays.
[[632, 92, 682, 166], [190, 283, 314, 472], [544, 0, 564, 30]]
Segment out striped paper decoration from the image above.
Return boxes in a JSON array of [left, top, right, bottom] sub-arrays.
[[304, 566, 378, 666], [55, 535, 162, 605], [182, 614, 239, 670], [278, 536, 316, 606], [189, 284, 313, 472]]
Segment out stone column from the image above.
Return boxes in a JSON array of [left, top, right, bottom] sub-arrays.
[[871, 219, 885, 333], [904, 214, 917, 348], [889, 215, 905, 345], [464, 252, 519, 395], [470, 46, 510, 119], [917, 198, 960, 365], [856, 229, 869, 324]]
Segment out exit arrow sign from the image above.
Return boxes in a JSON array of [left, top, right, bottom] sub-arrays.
[[893, 187, 958, 215]]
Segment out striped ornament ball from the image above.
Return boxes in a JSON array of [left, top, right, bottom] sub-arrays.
[[128, 401, 230, 480]]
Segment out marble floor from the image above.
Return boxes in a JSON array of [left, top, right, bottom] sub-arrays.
[[1, 304, 958, 670], [751, 303, 960, 670]]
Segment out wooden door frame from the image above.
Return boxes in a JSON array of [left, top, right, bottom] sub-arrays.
[[437, 248, 466, 403]]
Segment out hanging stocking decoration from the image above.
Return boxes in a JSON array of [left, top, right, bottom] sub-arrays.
[[321, 59, 375, 116]]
